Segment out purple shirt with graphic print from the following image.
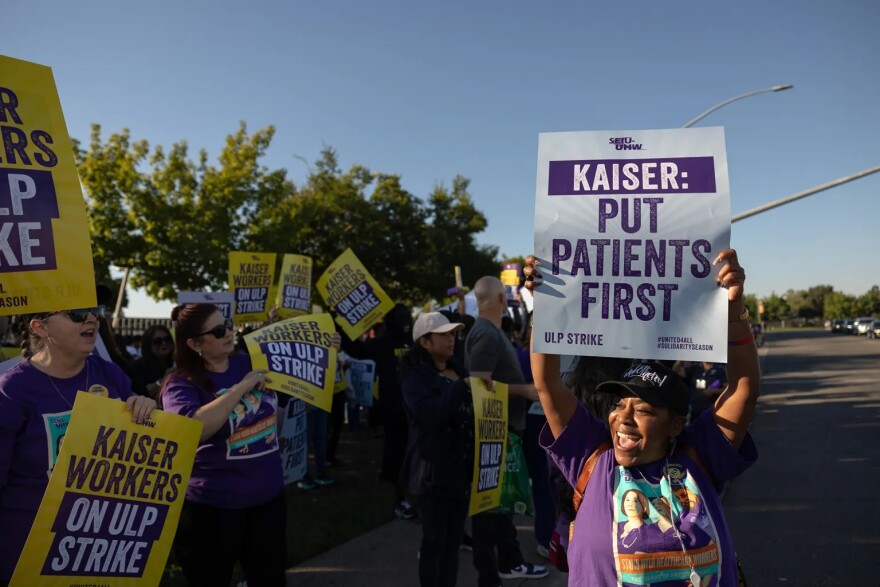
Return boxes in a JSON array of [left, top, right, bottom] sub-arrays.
[[0, 355, 132, 580], [540, 404, 756, 586], [162, 353, 282, 509]]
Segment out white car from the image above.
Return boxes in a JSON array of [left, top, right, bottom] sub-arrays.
[[854, 317, 876, 335]]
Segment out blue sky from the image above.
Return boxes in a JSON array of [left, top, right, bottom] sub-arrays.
[[4, 0, 878, 316]]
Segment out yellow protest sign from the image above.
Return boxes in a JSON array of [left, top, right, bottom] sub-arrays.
[[275, 254, 312, 319], [0, 56, 97, 315], [316, 248, 394, 340], [500, 269, 519, 287], [11, 393, 201, 586], [228, 251, 277, 324], [333, 358, 347, 393], [468, 378, 509, 517], [244, 313, 337, 412]]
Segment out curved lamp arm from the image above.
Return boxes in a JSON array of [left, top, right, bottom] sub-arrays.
[[682, 84, 793, 128]]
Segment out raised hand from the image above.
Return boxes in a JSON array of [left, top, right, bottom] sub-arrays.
[[523, 255, 542, 293], [713, 249, 746, 303]]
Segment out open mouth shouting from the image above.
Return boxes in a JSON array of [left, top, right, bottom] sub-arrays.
[[616, 429, 642, 451]]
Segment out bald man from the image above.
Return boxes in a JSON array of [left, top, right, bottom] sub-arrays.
[[465, 276, 547, 585]]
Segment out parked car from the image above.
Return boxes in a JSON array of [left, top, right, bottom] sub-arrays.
[[831, 319, 845, 334], [844, 318, 856, 334], [854, 317, 876, 335], [868, 320, 880, 340]]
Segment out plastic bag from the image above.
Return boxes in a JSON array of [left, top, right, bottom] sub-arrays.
[[497, 432, 533, 515]]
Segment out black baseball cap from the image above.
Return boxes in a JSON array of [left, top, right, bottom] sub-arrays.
[[596, 362, 689, 416]]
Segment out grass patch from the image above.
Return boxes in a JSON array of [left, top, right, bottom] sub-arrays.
[[160, 426, 396, 586], [286, 429, 396, 564]]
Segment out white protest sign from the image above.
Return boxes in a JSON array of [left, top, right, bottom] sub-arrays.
[[280, 399, 308, 484], [533, 127, 730, 362], [344, 358, 376, 407], [177, 291, 235, 321]]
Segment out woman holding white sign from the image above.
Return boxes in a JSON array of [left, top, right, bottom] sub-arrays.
[[401, 312, 473, 587], [527, 249, 758, 587], [0, 305, 156, 584], [161, 303, 285, 587]]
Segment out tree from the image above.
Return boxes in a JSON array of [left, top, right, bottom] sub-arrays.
[[78, 130, 499, 306], [855, 285, 880, 316], [743, 294, 759, 320], [823, 291, 858, 319], [421, 177, 499, 299], [761, 292, 790, 322], [785, 285, 834, 319], [78, 122, 293, 300], [74, 126, 148, 287]]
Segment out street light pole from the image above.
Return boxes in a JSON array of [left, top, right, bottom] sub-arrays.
[[680, 85, 878, 222], [732, 165, 880, 223], [682, 84, 793, 128]]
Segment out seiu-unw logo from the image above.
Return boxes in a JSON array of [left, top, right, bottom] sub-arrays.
[[609, 137, 643, 151]]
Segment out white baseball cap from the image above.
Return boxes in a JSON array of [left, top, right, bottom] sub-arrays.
[[412, 312, 464, 342]]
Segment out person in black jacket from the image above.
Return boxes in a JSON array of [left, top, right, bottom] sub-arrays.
[[401, 312, 474, 587], [365, 304, 416, 517]]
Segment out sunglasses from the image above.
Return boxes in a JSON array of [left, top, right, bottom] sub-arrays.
[[36, 306, 106, 323], [152, 335, 173, 346], [196, 319, 234, 339]]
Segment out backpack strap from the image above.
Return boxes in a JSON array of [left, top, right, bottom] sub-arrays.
[[572, 440, 612, 512], [683, 444, 716, 486]]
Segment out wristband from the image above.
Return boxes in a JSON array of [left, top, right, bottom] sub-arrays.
[[728, 334, 754, 346]]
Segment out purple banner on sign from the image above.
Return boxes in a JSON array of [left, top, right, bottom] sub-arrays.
[[547, 157, 716, 195], [42, 491, 168, 576], [335, 281, 380, 326], [236, 287, 268, 302], [260, 340, 329, 388], [259, 341, 330, 371], [0, 169, 59, 272], [282, 284, 311, 312]]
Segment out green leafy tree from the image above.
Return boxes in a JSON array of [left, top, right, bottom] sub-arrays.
[[422, 177, 499, 299], [248, 148, 376, 290], [78, 123, 292, 300], [802, 285, 834, 318], [761, 292, 790, 322], [823, 291, 858, 318], [79, 132, 499, 307], [785, 285, 834, 318], [854, 285, 880, 316], [74, 126, 148, 287], [248, 150, 432, 304], [743, 294, 759, 320], [783, 289, 806, 318]]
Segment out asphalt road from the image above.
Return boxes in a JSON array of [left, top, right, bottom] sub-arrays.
[[287, 330, 880, 586], [724, 330, 880, 586]]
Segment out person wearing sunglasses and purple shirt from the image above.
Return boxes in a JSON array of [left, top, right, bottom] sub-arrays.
[[160, 303, 284, 587], [0, 305, 157, 584]]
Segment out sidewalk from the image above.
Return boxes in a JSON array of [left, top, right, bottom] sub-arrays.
[[286, 514, 567, 586]]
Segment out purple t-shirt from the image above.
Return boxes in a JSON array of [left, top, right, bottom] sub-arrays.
[[0, 355, 132, 580], [541, 404, 757, 586], [161, 353, 282, 509]]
